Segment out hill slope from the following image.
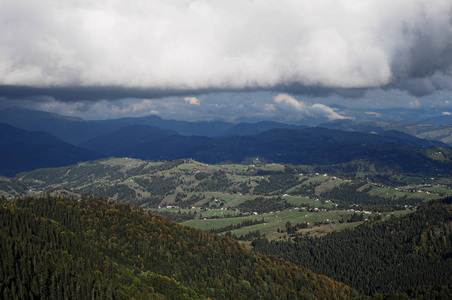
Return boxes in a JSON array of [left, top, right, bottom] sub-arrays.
[[252, 200, 452, 297], [78, 124, 179, 156], [0, 195, 354, 299], [0, 123, 103, 176]]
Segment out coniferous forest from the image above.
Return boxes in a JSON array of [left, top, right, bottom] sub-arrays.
[[252, 199, 452, 299], [0, 195, 353, 299]]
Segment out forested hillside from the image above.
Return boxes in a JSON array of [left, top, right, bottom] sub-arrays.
[[252, 200, 452, 298], [0, 195, 354, 299]]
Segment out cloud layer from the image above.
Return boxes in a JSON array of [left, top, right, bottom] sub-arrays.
[[273, 94, 347, 121], [1, 0, 451, 94]]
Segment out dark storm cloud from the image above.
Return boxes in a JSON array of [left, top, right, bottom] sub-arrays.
[[0, 85, 215, 102], [1, 0, 452, 124], [0, 84, 369, 102], [0, 1, 451, 95]]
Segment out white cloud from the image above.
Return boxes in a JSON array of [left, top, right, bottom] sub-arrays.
[[264, 103, 276, 111], [273, 93, 347, 121], [131, 99, 155, 111], [184, 97, 200, 105], [311, 104, 348, 120], [0, 0, 451, 94], [274, 94, 309, 111], [409, 99, 421, 108]]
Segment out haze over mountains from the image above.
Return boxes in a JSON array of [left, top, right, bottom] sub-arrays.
[[2, 107, 452, 176], [0, 123, 102, 176], [0, 108, 235, 144]]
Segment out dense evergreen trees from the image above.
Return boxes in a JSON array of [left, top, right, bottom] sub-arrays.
[[195, 170, 230, 192], [209, 218, 266, 234], [321, 182, 421, 206], [252, 200, 452, 297], [0, 195, 353, 299], [134, 176, 177, 196], [253, 174, 301, 195]]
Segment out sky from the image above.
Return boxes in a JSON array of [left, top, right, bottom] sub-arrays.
[[1, 0, 452, 122]]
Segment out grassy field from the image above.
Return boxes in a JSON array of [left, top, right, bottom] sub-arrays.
[[415, 185, 452, 195], [181, 208, 376, 241], [368, 186, 405, 198]]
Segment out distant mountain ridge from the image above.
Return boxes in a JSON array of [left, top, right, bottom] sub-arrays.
[[0, 108, 305, 144], [4, 107, 452, 145], [0, 108, 235, 144], [78, 124, 179, 156], [419, 115, 452, 125], [185, 127, 450, 173], [320, 118, 452, 146], [318, 119, 383, 132], [2, 108, 452, 176], [220, 121, 305, 136], [0, 123, 103, 176], [79, 125, 452, 175]]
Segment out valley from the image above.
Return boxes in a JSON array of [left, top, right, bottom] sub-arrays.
[[2, 157, 450, 244], [1, 156, 451, 298]]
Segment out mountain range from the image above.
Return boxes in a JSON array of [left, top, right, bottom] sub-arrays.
[[0, 123, 102, 176], [2, 108, 452, 176], [0, 108, 235, 144]]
